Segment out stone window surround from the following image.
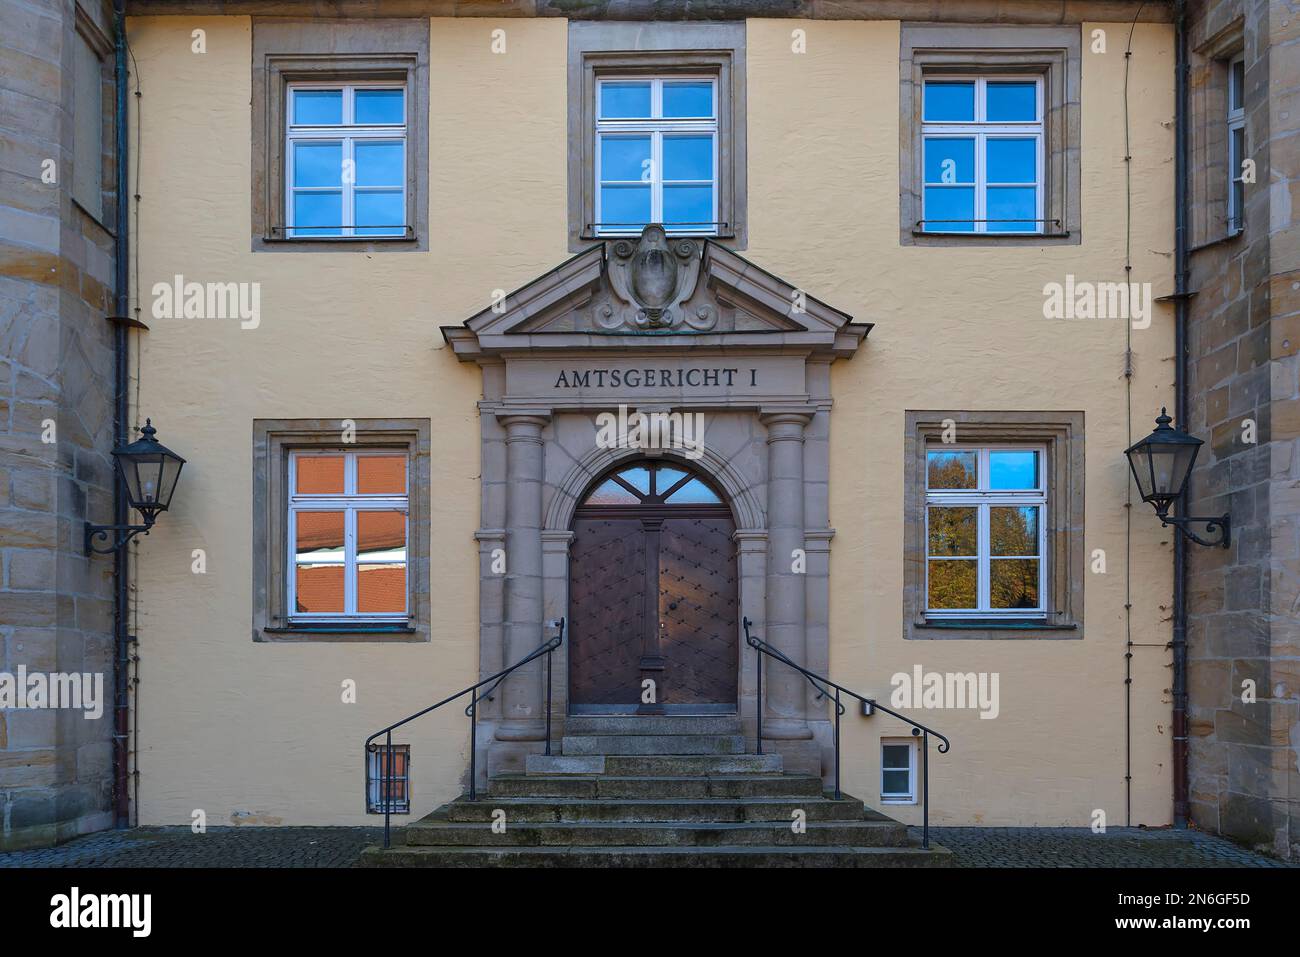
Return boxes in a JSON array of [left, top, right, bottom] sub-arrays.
[[567, 20, 747, 252], [250, 18, 430, 253], [899, 23, 1081, 247], [903, 410, 1085, 640], [252, 418, 431, 642], [72, 2, 116, 233], [1188, 18, 1245, 249]]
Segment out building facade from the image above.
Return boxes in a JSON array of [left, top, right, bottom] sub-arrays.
[[1, 0, 1294, 859]]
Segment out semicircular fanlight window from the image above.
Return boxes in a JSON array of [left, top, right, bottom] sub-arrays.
[[580, 462, 723, 506]]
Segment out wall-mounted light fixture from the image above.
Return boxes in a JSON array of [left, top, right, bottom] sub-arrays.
[[1124, 409, 1230, 548], [84, 419, 186, 555]]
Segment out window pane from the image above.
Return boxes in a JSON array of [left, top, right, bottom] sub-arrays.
[[354, 141, 404, 187], [882, 769, 911, 794], [293, 89, 342, 125], [986, 138, 1036, 183], [986, 186, 1037, 232], [585, 478, 640, 505], [357, 510, 407, 561], [1230, 60, 1245, 111], [988, 450, 1039, 489], [663, 135, 713, 181], [357, 511, 407, 615], [927, 450, 977, 489], [292, 191, 342, 236], [600, 81, 651, 118], [620, 466, 652, 495], [295, 511, 345, 614], [358, 564, 406, 613], [928, 559, 977, 609], [985, 81, 1037, 121], [600, 136, 651, 182], [991, 506, 1039, 557], [882, 744, 910, 770], [354, 189, 404, 236], [662, 81, 713, 118], [923, 81, 974, 121], [600, 185, 651, 229], [928, 506, 976, 556], [357, 455, 406, 495], [663, 185, 713, 228], [923, 186, 974, 231], [296, 455, 345, 494], [990, 558, 1040, 609], [924, 137, 974, 184], [293, 141, 342, 187], [355, 88, 404, 125], [664, 478, 721, 504], [654, 468, 686, 495]]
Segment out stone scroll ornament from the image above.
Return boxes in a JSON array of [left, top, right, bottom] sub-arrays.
[[602, 224, 717, 332]]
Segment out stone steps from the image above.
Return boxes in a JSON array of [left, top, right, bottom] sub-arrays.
[[488, 773, 824, 799], [432, 795, 868, 824], [360, 844, 952, 868], [526, 753, 784, 775], [563, 715, 743, 736], [402, 819, 908, 847], [561, 734, 746, 755], [358, 723, 950, 867]]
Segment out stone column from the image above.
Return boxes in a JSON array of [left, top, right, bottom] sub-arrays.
[[760, 412, 813, 740], [495, 412, 549, 741]]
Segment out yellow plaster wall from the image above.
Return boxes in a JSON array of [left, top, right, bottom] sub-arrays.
[[129, 15, 1175, 826]]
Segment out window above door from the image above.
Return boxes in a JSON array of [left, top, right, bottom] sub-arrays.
[[568, 21, 748, 251]]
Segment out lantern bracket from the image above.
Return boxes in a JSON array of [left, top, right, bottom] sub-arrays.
[[84, 521, 154, 556], [1156, 511, 1231, 549]]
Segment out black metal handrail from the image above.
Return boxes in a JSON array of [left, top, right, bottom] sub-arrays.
[[743, 617, 950, 849], [364, 618, 564, 849]]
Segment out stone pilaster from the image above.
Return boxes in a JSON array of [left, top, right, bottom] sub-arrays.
[[494, 412, 550, 741], [759, 411, 813, 740]]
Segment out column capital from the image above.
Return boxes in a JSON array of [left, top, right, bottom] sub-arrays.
[[760, 410, 814, 442], [497, 410, 552, 428]]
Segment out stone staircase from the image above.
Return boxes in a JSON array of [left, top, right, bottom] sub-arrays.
[[359, 716, 951, 867]]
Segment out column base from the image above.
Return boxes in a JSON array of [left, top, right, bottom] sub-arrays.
[[494, 720, 548, 742], [759, 716, 814, 740]]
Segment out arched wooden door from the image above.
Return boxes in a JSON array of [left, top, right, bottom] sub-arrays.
[[568, 461, 739, 714]]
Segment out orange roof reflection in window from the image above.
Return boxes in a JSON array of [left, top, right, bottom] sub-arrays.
[[358, 455, 406, 495], [358, 565, 406, 613], [297, 455, 345, 494], [358, 510, 406, 556], [296, 564, 344, 613]]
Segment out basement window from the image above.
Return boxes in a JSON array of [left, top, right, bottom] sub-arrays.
[[881, 739, 916, 804], [367, 744, 410, 814]]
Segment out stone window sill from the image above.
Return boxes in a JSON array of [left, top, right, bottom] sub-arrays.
[[258, 624, 421, 643], [911, 618, 1080, 639]]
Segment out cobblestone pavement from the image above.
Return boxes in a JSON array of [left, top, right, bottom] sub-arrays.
[[925, 827, 1297, 868], [0, 825, 1294, 868]]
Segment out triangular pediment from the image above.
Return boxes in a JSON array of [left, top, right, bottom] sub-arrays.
[[441, 226, 869, 360]]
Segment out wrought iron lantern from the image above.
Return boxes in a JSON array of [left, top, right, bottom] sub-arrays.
[[1124, 409, 1230, 548], [84, 419, 186, 555]]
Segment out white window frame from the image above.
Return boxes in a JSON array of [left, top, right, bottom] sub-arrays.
[[594, 76, 719, 237], [925, 444, 1048, 618], [921, 75, 1045, 234], [285, 82, 408, 239], [881, 738, 917, 804], [1227, 55, 1246, 235], [287, 449, 410, 622]]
